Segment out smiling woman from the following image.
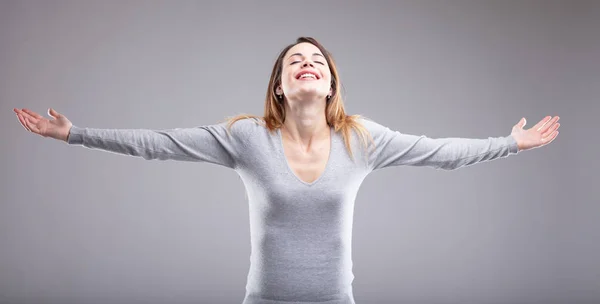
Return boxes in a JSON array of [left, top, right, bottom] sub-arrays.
[[225, 37, 376, 164], [13, 36, 559, 304]]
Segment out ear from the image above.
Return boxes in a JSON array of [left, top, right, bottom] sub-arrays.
[[276, 86, 283, 95], [329, 88, 333, 96]]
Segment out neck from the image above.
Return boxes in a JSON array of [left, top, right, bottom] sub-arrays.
[[282, 96, 329, 146]]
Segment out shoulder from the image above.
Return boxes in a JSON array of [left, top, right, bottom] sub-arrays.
[[226, 116, 263, 129], [222, 116, 270, 140], [354, 116, 389, 135]]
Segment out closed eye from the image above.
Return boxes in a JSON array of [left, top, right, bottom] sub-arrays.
[[290, 60, 325, 65]]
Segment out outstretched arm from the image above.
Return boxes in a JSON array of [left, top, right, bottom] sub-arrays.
[[66, 123, 238, 168], [14, 107, 242, 169], [361, 116, 559, 172]]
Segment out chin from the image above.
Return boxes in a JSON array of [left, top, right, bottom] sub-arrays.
[[291, 87, 328, 99], [292, 92, 327, 101]]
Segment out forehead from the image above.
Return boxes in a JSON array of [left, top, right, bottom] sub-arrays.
[[285, 42, 323, 57]]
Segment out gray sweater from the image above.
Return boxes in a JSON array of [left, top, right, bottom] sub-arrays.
[[66, 117, 520, 304]]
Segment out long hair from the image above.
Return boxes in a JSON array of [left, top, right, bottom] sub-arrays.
[[223, 37, 374, 161]]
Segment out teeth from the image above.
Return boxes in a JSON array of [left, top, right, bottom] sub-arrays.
[[299, 73, 316, 79]]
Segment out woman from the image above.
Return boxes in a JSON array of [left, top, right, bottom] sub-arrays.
[[14, 37, 559, 304]]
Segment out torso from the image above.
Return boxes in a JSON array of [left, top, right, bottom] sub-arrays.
[[237, 118, 370, 303], [280, 127, 331, 184]]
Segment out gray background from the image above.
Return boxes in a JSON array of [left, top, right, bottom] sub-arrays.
[[1, 0, 598, 303]]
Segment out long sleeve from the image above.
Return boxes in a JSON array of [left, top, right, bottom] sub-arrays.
[[66, 121, 240, 169], [361, 118, 520, 172]]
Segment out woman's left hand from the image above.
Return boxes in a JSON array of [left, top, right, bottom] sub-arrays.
[[511, 116, 560, 152]]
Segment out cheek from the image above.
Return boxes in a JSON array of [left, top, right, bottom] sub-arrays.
[[322, 76, 332, 88], [321, 70, 331, 84], [281, 72, 297, 89], [280, 75, 292, 90]]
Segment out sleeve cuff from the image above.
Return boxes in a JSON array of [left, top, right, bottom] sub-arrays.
[[507, 135, 520, 154], [66, 126, 84, 145]]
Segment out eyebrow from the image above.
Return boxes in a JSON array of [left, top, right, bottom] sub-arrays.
[[287, 52, 325, 59]]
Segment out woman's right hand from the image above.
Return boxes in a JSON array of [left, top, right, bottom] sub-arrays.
[[14, 108, 73, 142]]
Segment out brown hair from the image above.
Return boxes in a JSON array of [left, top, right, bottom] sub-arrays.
[[222, 37, 374, 161]]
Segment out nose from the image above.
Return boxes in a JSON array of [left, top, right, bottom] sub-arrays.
[[301, 59, 314, 67]]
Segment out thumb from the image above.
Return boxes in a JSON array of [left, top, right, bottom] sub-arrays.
[[48, 108, 61, 119], [516, 117, 526, 129]]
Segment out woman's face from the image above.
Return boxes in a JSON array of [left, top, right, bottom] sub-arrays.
[[277, 42, 332, 101]]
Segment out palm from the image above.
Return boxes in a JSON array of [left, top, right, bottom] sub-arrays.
[[14, 108, 72, 141], [511, 116, 560, 151]]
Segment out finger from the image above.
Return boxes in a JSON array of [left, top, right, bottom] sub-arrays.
[[533, 116, 552, 132], [23, 116, 37, 133], [22, 108, 43, 120], [536, 116, 559, 132], [538, 116, 560, 133], [542, 123, 559, 137], [541, 130, 558, 144], [17, 109, 36, 122], [16, 113, 31, 132], [24, 117, 40, 134], [16, 113, 29, 131]]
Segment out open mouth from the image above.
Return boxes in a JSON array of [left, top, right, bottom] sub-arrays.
[[295, 71, 320, 80]]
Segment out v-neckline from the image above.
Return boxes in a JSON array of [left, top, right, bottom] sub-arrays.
[[277, 126, 333, 186]]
